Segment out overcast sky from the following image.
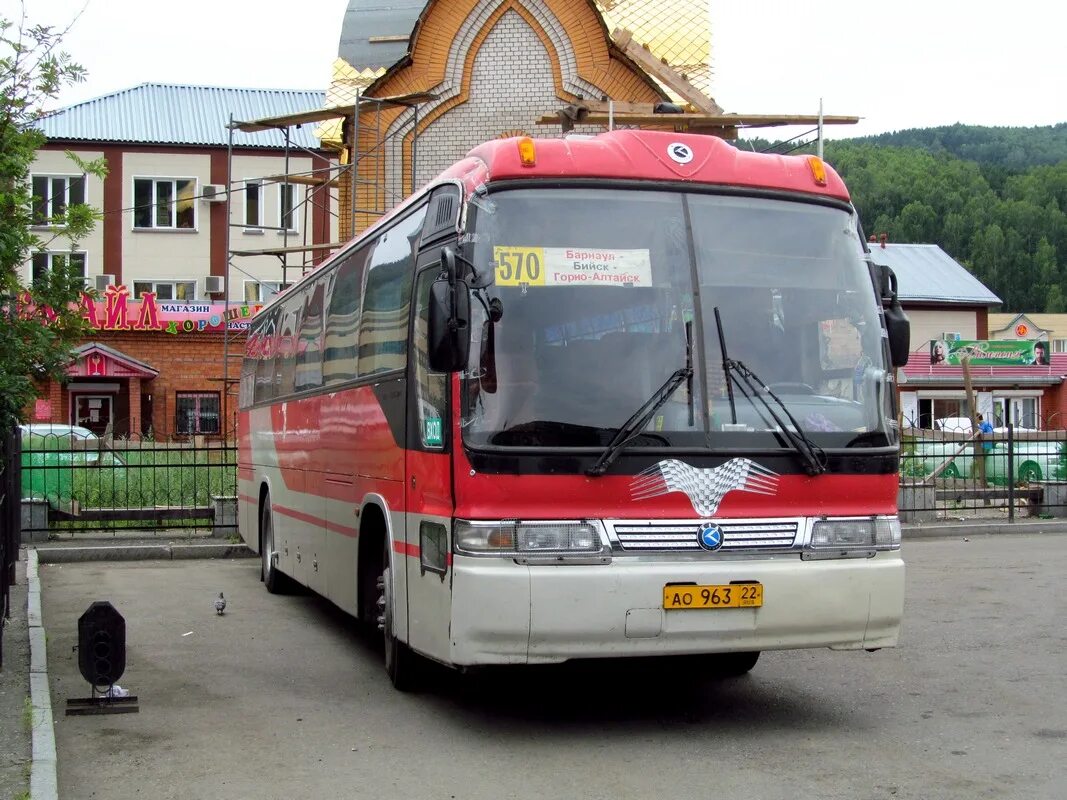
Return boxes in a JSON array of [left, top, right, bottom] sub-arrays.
[[24, 0, 1067, 141]]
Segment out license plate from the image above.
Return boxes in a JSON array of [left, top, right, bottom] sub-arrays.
[[663, 583, 763, 610]]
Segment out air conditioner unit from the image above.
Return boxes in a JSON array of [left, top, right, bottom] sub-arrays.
[[94, 274, 115, 292], [204, 276, 225, 294], [201, 184, 228, 203], [942, 332, 962, 341]]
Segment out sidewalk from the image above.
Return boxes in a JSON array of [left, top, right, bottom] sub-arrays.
[[0, 553, 31, 800], [31, 528, 254, 564]]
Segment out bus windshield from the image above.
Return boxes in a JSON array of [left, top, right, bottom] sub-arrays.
[[463, 187, 895, 452]]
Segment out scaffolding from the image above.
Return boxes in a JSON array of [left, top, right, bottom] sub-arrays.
[[216, 92, 431, 440]]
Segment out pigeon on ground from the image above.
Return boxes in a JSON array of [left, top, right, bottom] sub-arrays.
[[215, 592, 226, 615]]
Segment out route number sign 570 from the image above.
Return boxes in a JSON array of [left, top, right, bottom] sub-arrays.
[[494, 247, 544, 286]]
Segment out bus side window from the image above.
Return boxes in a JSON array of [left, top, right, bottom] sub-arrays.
[[358, 205, 427, 376], [254, 308, 279, 405], [323, 244, 370, 386], [295, 281, 326, 393], [276, 296, 302, 397]]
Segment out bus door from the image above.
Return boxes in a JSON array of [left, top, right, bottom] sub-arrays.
[[403, 260, 456, 663]]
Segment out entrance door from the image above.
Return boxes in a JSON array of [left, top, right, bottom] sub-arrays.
[[73, 395, 113, 436], [1010, 398, 1039, 430]]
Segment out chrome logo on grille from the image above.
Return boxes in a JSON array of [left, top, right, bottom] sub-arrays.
[[631, 458, 780, 517], [698, 523, 724, 551]]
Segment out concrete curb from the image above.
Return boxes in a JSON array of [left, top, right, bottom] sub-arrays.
[[26, 549, 58, 800], [35, 543, 255, 564], [903, 520, 1067, 539]]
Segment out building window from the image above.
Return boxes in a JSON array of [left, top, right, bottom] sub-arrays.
[[278, 182, 297, 232], [1052, 339, 1067, 354], [175, 392, 221, 435], [31, 251, 87, 285], [133, 178, 196, 229], [244, 181, 263, 230], [243, 280, 290, 302], [133, 280, 196, 301], [32, 175, 86, 226]]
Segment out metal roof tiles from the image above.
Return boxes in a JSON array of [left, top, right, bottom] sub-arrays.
[[868, 243, 1001, 307], [37, 84, 328, 149], [338, 0, 424, 72]]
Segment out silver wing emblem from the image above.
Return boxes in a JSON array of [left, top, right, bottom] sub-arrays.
[[630, 458, 779, 517]]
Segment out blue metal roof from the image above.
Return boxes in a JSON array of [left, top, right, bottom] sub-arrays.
[[37, 84, 328, 149], [338, 0, 425, 72], [868, 243, 1001, 307]]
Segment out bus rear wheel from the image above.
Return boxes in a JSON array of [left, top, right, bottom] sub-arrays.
[[378, 546, 421, 691]]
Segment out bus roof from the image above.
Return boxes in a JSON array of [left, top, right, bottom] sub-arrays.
[[454, 129, 851, 202]]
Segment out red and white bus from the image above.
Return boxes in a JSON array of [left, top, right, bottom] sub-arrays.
[[238, 130, 910, 689]]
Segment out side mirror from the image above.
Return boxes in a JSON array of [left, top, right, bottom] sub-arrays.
[[876, 264, 911, 368], [427, 248, 471, 372]]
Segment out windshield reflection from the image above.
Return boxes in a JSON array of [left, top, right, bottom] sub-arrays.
[[462, 187, 895, 451]]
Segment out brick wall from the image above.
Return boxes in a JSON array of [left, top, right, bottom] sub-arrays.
[[29, 333, 240, 440], [92, 332, 235, 439], [343, 0, 664, 236]]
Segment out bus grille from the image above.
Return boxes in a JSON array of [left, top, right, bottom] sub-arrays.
[[611, 521, 799, 552]]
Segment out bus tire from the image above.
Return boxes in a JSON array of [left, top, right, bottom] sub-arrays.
[[260, 497, 293, 594], [711, 650, 760, 677], [379, 546, 421, 691]]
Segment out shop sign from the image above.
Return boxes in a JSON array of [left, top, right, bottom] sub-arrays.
[[19, 285, 262, 334], [34, 399, 51, 421], [930, 339, 1049, 366], [79, 285, 262, 334]]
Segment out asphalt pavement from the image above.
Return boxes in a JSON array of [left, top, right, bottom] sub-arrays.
[[38, 534, 1067, 800]]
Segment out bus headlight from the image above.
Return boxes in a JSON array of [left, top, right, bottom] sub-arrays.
[[454, 520, 602, 555], [809, 517, 901, 552]]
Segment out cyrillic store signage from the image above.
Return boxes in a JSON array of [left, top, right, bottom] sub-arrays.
[[20, 285, 263, 334], [930, 339, 1049, 366]]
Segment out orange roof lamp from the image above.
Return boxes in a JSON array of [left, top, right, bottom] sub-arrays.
[[517, 137, 537, 167]]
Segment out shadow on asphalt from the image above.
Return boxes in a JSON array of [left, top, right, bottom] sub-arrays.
[[295, 584, 845, 733]]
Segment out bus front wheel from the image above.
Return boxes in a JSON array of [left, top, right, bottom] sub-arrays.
[[379, 547, 421, 691], [711, 650, 760, 677]]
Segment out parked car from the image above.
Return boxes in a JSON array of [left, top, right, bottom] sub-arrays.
[[911, 437, 1067, 484], [19, 424, 125, 504]]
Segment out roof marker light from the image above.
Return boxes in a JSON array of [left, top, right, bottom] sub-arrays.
[[807, 155, 828, 186], [517, 137, 537, 167]]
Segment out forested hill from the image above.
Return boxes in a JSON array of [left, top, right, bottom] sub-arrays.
[[855, 123, 1067, 170], [734, 125, 1067, 314]]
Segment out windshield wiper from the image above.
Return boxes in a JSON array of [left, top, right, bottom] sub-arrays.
[[586, 367, 692, 477], [713, 307, 827, 477]]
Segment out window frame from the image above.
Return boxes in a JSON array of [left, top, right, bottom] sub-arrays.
[[243, 280, 291, 303], [277, 182, 299, 234], [243, 180, 264, 233], [132, 176, 198, 231], [132, 279, 198, 302], [31, 174, 87, 227], [30, 250, 88, 285], [175, 391, 222, 436]]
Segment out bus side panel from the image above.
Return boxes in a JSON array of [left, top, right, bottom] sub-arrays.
[[271, 397, 326, 592]]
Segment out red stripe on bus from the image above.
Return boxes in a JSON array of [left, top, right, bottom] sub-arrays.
[[238, 493, 258, 506], [391, 540, 452, 566], [273, 503, 359, 538]]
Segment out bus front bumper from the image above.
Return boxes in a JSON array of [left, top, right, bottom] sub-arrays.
[[448, 552, 904, 665]]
